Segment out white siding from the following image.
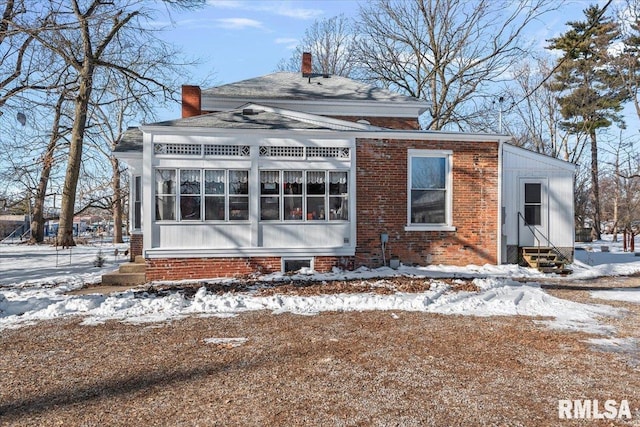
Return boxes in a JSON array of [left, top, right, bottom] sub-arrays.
[[260, 223, 350, 248], [144, 132, 356, 258], [502, 144, 575, 249]]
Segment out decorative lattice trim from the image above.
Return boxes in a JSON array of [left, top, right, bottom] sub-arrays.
[[154, 143, 202, 155], [204, 145, 250, 157], [306, 147, 350, 159], [259, 146, 305, 157]]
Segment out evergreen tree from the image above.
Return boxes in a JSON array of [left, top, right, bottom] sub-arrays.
[[547, 4, 627, 240]]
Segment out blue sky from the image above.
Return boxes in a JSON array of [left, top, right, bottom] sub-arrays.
[[154, 0, 361, 119], [152, 0, 611, 121]]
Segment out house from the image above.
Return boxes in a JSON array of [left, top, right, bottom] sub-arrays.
[[113, 53, 575, 281]]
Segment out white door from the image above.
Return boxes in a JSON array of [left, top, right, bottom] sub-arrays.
[[519, 179, 548, 247]]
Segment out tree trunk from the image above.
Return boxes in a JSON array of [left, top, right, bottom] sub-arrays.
[[31, 94, 65, 243], [589, 131, 602, 241], [111, 156, 123, 244], [612, 149, 620, 242], [31, 146, 55, 243], [57, 65, 93, 247], [30, 182, 46, 243]]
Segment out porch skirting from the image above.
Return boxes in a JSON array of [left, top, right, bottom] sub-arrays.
[[145, 256, 355, 281]]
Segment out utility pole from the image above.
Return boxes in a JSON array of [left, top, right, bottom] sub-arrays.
[[498, 96, 504, 133]]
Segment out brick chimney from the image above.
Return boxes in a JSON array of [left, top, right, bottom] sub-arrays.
[[302, 52, 312, 77], [181, 85, 201, 118]]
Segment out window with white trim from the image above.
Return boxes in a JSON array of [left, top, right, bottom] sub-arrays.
[[524, 183, 541, 225], [260, 170, 349, 221], [180, 169, 201, 220], [155, 169, 176, 221], [133, 175, 142, 229], [154, 168, 249, 222], [204, 170, 249, 221], [407, 150, 453, 229]]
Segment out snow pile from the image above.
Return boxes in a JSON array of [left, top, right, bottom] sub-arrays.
[[0, 275, 619, 336], [1, 237, 640, 335]]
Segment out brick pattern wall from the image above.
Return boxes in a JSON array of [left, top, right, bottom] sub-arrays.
[[130, 233, 143, 262], [181, 85, 201, 118], [329, 116, 420, 130], [145, 256, 351, 281], [355, 138, 499, 268]]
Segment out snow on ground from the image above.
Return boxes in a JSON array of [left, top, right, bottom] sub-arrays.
[[1, 236, 640, 335]]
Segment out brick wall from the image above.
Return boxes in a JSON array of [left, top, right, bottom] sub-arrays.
[[130, 233, 143, 262], [181, 85, 201, 118], [355, 138, 499, 268], [145, 256, 351, 281]]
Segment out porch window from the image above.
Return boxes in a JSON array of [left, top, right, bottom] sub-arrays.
[[259, 169, 349, 222], [155, 169, 176, 221], [306, 171, 326, 220], [407, 150, 454, 230], [155, 168, 249, 222], [204, 170, 225, 220], [329, 171, 348, 220], [524, 183, 542, 225], [228, 170, 249, 220], [180, 170, 201, 220], [260, 171, 280, 220], [283, 171, 303, 220], [204, 170, 249, 221]]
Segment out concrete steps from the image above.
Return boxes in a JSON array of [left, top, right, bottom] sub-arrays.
[[101, 256, 146, 286]]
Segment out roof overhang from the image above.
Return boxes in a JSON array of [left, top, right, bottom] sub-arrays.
[[502, 142, 577, 172]]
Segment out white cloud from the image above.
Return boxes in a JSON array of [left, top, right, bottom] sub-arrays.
[[275, 37, 299, 49], [207, 1, 323, 20], [216, 18, 265, 30], [273, 5, 323, 20], [206, 0, 245, 9]]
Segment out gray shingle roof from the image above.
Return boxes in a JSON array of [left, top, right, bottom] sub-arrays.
[[113, 105, 374, 153], [113, 127, 143, 153], [149, 107, 360, 130], [202, 72, 423, 104]]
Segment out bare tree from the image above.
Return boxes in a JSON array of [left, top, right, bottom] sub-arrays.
[[86, 78, 162, 243], [353, 0, 562, 130], [277, 14, 356, 77], [29, 91, 72, 243], [503, 57, 587, 162], [9, 0, 203, 247]]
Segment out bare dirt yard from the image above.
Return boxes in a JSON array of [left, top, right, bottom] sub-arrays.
[[1, 276, 640, 426]]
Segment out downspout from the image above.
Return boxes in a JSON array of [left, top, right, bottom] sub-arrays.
[[497, 138, 504, 264]]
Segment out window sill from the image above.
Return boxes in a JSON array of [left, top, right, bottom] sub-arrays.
[[404, 225, 456, 232]]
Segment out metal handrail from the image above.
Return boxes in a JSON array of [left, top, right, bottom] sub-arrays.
[[517, 211, 569, 262]]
